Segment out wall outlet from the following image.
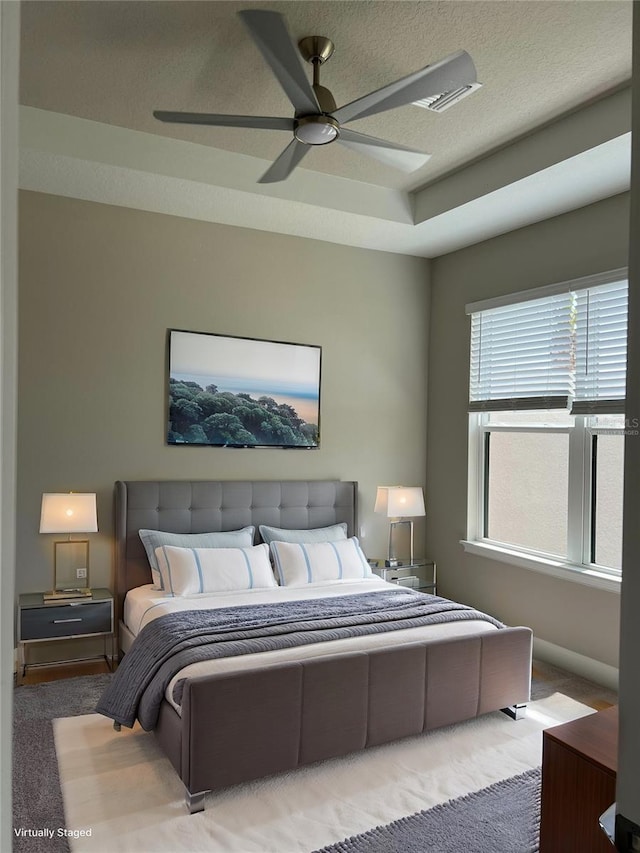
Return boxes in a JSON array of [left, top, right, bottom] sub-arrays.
[[76, 567, 87, 579]]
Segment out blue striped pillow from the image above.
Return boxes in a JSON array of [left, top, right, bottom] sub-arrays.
[[270, 537, 373, 586], [139, 527, 255, 589], [155, 543, 276, 596]]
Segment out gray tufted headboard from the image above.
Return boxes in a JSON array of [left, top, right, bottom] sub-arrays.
[[114, 480, 358, 625]]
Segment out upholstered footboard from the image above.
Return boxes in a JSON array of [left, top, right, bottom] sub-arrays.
[[153, 626, 533, 812]]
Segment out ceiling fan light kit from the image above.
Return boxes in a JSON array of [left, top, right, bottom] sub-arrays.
[[153, 9, 481, 183], [294, 115, 340, 146]]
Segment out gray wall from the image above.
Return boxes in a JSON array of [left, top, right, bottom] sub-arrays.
[[17, 191, 430, 601], [427, 192, 629, 669]]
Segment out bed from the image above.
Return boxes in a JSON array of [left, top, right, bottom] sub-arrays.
[[107, 479, 532, 814]]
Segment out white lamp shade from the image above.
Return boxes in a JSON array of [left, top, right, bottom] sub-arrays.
[[39, 493, 98, 534], [374, 486, 425, 519]]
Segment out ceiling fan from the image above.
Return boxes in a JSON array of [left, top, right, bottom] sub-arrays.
[[154, 9, 480, 184]]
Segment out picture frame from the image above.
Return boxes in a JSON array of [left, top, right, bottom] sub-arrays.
[[167, 329, 321, 448]]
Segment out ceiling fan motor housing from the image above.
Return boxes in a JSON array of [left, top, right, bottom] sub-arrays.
[[312, 84, 337, 113]]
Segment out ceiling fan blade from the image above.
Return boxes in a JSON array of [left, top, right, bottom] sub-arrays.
[[332, 50, 477, 125], [239, 10, 320, 116], [153, 111, 294, 131], [258, 139, 310, 184], [337, 128, 431, 172]]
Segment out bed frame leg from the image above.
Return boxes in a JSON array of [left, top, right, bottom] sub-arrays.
[[185, 788, 207, 814], [501, 703, 527, 721], [113, 721, 121, 732]]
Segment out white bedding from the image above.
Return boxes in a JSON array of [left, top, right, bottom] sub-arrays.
[[124, 578, 398, 636], [123, 580, 498, 715]]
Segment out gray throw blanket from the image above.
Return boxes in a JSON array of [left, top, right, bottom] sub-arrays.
[[96, 589, 503, 730]]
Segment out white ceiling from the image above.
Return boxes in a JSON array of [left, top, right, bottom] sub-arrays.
[[18, 0, 633, 258]]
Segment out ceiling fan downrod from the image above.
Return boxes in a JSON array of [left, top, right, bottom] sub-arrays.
[[298, 36, 337, 114]]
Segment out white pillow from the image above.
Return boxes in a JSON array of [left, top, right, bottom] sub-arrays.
[[155, 543, 276, 596], [259, 522, 348, 545], [139, 527, 255, 590], [270, 537, 373, 587]]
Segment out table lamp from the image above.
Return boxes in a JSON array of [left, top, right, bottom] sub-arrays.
[[39, 493, 98, 599], [374, 485, 425, 567]]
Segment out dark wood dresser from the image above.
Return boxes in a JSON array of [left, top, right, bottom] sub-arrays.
[[539, 705, 618, 853]]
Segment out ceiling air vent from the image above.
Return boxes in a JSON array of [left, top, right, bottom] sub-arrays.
[[413, 82, 482, 112]]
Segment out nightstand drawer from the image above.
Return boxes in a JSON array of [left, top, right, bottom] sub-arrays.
[[375, 566, 416, 582], [369, 559, 437, 594], [20, 600, 112, 640]]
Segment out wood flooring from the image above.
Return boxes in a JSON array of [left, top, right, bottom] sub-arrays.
[[18, 658, 115, 685]]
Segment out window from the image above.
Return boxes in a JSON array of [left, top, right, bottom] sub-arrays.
[[465, 270, 629, 587]]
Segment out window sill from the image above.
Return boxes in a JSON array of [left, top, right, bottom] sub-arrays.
[[460, 540, 621, 594]]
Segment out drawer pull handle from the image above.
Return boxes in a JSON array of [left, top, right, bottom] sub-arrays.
[[52, 618, 83, 624]]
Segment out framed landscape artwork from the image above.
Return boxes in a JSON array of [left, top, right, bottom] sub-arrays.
[[167, 329, 321, 448]]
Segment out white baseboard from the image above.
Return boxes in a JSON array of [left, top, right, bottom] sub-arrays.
[[533, 637, 619, 692]]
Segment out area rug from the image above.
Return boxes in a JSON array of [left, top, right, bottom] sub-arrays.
[[13, 674, 113, 853], [51, 688, 594, 853], [314, 767, 541, 853]]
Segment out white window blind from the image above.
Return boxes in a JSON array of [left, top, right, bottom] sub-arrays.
[[572, 279, 628, 415], [468, 292, 575, 411], [468, 274, 628, 414]]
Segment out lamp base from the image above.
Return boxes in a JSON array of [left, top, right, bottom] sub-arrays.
[[387, 519, 415, 567]]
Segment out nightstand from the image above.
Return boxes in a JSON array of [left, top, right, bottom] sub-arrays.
[[17, 588, 114, 682], [539, 705, 617, 852], [369, 559, 437, 594]]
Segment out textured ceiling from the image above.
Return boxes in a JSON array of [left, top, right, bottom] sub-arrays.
[[20, 0, 632, 191]]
